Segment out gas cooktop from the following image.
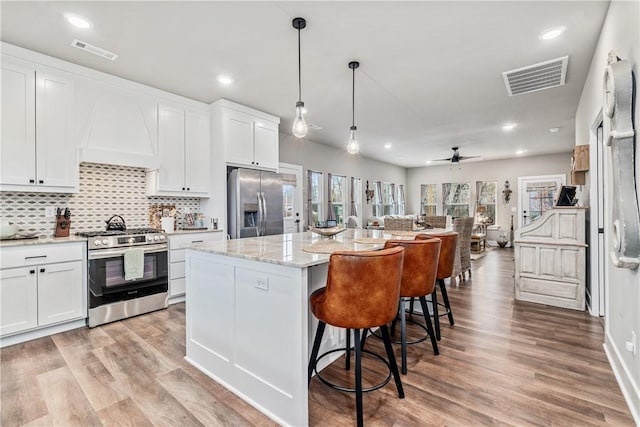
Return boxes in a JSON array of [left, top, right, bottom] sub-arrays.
[[76, 228, 163, 238]]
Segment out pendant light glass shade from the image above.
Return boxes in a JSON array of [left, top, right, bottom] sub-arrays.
[[347, 61, 360, 154], [292, 101, 307, 138], [292, 18, 308, 138], [347, 126, 359, 154]]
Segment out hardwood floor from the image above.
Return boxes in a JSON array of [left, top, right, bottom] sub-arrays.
[[1, 249, 634, 426]]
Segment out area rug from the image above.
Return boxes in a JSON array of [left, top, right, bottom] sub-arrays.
[[470, 245, 496, 261]]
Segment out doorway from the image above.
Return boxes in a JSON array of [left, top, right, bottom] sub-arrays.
[[517, 174, 566, 228], [280, 162, 303, 234]]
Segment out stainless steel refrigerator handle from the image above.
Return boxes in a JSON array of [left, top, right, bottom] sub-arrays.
[[261, 192, 267, 236], [256, 192, 263, 236]]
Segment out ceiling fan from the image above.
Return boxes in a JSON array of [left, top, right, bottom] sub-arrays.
[[431, 146, 480, 163]]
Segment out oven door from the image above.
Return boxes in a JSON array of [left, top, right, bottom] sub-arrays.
[[88, 244, 168, 308]]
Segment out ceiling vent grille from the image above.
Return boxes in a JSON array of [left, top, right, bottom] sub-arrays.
[[502, 56, 568, 96], [71, 40, 118, 61]]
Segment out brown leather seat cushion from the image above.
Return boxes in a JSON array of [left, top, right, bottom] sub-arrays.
[[384, 239, 441, 298], [310, 246, 404, 329], [415, 233, 458, 279]]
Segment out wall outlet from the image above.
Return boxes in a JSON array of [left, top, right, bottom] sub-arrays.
[[44, 207, 56, 218], [255, 278, 269, 291], [625, 331, 637, 356]]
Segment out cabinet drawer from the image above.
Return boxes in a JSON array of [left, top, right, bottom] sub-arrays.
[[0, 243, 84, 269], [170, 249, 185, 263], [170, 277, 186, 297], [170, 261, 185, 280], [168, 232, 222, 249]]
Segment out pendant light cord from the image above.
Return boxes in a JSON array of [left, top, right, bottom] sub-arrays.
[[298, 28, 302, 103], [352, 66, 355, 127]]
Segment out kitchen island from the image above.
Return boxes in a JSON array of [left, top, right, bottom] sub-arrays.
[[184, 229, 423, 426]]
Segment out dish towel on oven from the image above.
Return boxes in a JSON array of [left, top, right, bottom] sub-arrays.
[[124, 248, 144, 280]]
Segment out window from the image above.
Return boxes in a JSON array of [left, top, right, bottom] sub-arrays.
[[328, 174, 346, 225], [525, 181, 558, 223], [475, 181, 497, 224], [442, 182, 470, 218], [372, 180, 383, 217], [283, 183, 294, 218], [307, 170, 323, 226], [396, 185, 405, 215], [350, 177, 362, 219], [382, 182, 395, 215], [420, 184, 437, 216]]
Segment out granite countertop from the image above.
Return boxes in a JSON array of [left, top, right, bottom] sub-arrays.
[[0, 235, 88, 248], [186, 228, 453, 268]]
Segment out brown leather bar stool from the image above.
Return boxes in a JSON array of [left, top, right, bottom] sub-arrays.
[[383, 238, 441, 374], [415, 232, 458, 340], [308, 247, 405, 427]]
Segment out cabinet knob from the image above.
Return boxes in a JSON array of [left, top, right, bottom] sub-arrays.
[[38, 180, 44, 184], [187, 187, 190, 191], [182, 187, 185, 191], [29, 269, 35, 274], [29, 179, 35, 183], [40, 268, 45, 273], [251, 161, 255, 165]]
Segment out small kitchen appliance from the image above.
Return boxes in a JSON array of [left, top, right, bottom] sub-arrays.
[[76, 219, 168, 327]]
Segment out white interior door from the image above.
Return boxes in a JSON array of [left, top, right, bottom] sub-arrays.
[[280, 163, 303, 233], [517, 174, 566, 228]]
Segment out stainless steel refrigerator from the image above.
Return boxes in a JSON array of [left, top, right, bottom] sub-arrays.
[[227, 168, 284, 239]]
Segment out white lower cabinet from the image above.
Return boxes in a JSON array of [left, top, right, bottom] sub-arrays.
[[168, 232, 224, 302], [0, 242, 86, 340]]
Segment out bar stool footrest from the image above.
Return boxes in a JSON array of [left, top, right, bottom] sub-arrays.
[[313, 348, 392, 393]]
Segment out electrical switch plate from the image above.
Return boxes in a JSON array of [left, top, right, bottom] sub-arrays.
[[625, 331, 636, 355], [255, 278, 269, 291], [511, 207, 517, 213], [44, 207, 56, 218]]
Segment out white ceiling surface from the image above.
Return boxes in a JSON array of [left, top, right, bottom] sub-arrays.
[[0, 1, 609, 168]]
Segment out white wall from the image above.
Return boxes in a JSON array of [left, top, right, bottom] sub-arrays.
[[406, 152, 571, 230], [279, 134, 406, 223], [575, 1, 640, 422]]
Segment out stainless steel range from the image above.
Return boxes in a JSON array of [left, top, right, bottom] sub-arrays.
[[77, 222, 169, 327]]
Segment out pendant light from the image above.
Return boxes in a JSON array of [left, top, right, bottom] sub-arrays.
[[292, 17, 308, 138], [346, 61, 360, 154]]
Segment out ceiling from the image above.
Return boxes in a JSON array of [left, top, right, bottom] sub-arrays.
[[0, 1, 609, 168]]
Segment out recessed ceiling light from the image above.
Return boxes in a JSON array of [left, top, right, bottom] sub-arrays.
[[539, 26, 566, 41], [549, 127, 560, 133], [65, 13, 92, 29], [384, 143, 392, 149], [516, 149, 528, 155], [217, 75, 233, 85], [502, 122, 518, 131]]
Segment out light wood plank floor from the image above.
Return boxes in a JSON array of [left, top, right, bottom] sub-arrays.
[[1, 249, 634, 426]]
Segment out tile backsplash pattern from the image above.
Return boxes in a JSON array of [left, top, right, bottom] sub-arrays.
[[1, 163, 201, 236]]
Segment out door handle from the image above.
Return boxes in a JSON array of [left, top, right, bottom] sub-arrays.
[[261, 192, 267, 235], [256, 192, 263, 236]]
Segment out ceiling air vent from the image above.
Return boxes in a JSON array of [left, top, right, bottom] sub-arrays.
[[502, 56, 568, 96], [71, 40, 118, 61]]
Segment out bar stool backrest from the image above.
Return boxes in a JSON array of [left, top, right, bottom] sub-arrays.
[[415, 233, 459, 279], [384, 239, 441, 298], [314, 246, 405, 329]]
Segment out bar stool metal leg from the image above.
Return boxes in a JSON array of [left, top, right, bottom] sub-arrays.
[[354, 329, 364, 427], [346, 328, 351, 370], [439, 279, 455, 326], [399, 297, 408, 374], [419, 296, 439, 355], [379, 325, 405, 398], [308, 321, 326, 385], [432, 289, 441, 340]]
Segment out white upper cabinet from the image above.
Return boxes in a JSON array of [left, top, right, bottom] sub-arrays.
[[75, 77, 159, 169], [212, 99, 280, 171], [1, 56, 77, 192], [147, 103, 210, 197]]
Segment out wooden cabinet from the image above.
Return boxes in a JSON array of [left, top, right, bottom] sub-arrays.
[[1, 56, 77, 192], [0, 242, 86, 339], [167, 231, 225, 302], [147, 104, 210, 197], [571, 145, 589, 185], [514, 207, 586, 310], [212, 99, 280, 171]]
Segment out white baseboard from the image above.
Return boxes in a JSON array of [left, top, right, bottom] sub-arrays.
[[604, 332, 640, 425], [0, 319, 86, 348]]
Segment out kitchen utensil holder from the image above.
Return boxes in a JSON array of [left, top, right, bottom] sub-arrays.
[[55, 218, 71, 237]]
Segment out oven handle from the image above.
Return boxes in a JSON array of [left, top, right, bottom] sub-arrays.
[[88, 244, 168, 260]]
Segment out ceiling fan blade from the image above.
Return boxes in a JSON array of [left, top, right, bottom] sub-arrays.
[[458, 155, 481, 160], [430, 157, 453, 162]]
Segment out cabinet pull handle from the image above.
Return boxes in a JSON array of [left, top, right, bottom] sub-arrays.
[[29, 179, 35, 183], [40, 268, 45, 273], [38, 180, 44, 184], [25, 255, 47, 260], [29, 269, 35, 274], [191, 240, 204, 243]]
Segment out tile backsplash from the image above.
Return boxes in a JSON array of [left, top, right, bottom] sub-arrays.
[[0, 163, 201, 236]]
